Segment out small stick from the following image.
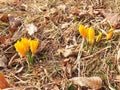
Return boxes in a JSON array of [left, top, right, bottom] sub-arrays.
[[13, 74, 27, 83], [81, 46, 111, 60], [74, 38, 85, 77], [8, 53, 17, 66]]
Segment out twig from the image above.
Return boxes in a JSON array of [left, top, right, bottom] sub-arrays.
[[99, 28, 107, 35], [8, 53, 17, 66], [107, 66, 116, 90], [74, 38, 85, 77], [13, 74, 27, 84], [114, 29, 120, 33], [81, 46, 111, 60]]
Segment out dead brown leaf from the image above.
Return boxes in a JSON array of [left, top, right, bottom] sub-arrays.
[[117, 65, 120, 73], [58, 49, 78, 57], [0, 0, 15, 4], [57, 46, 78, 58], [36, 40, 48, 54], [8, 15, 22, 33], [57, 45, 88, 58], [0, 14, 22, 44], [0, 14, 9, 22], [115, 75, 120, 82], [104, 13, 120, 28], [69, 77, 102, 89], [60, 58, 73, 78], [0, 55, 8, 68], [87, 6, 94, 16], [117, 49, 120, 61], [0, 36, 6, 44], [1, 14, 22, 32], [71, 6, 80, 16], [51, 85, 59, 90], [0, 73, 10, 89]]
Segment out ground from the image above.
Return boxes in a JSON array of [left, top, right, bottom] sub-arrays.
[[0, 0, 120, 90]]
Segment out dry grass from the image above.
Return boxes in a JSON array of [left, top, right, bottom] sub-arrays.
[[0, 0, 120, 90]]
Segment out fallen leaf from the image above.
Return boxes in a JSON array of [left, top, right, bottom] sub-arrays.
[[0, 0, 15, 4], [0, 14, 22, 44], [87, 6, 94, 16], [0, 34, 13, 44], [85, 9, 120, 28], [117, 49, 120, 60], [0, 55, 8, 68], [61, 22, 70, 29], [0, 36, 6, 44], [117, 65, 120, 73], [12, 1, 21, 6], [104, 13, 120, 28], [26, 23, 37, 35], [57, 4, 66, 11], [9, 27, 18, 34], [19, 4, 28, 11], [71, 6, 80, 16], [0, 73, 10, 89], [57, 46, 78, 58], [37, 41, 48, 53], [8, 15, 22, 33], [115, 75, 120, 82], [69, 77, 102, 89], [0, 14, 9, 22], [58, 44, 88, 58], [51, 85, 59, 90]]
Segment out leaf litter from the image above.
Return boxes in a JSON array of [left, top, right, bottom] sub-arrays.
[[0, 0, 120, 90]]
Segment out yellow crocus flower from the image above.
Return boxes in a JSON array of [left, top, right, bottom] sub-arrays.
[[78, 24, 88, 38], [106, 28, 114, 40], [88, 27, 95, 45], [96, 32, 102, 42], [14, 41, 27, 57], [21, 38, 29, 51], [29, 39, 39, 55]]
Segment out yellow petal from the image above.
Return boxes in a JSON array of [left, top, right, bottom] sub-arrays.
[[21, 38, 29, 51], [14, 41, 26, 57], [29, 39, 39, 55], [88, 27, 95, 45], [78, 25, 88, 38], [96, 32, 102, 42], [106, 28, 114, 40]]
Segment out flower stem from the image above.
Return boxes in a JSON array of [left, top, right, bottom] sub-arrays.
[[26, 51, 34, 66]]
